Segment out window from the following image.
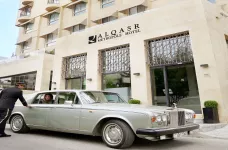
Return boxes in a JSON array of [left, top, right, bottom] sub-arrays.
[[46, 33, 57, 47], [208, 0, 216, 3], [57, 92, 78, 104], [20, 7, 31, 17], [129, 5, 145, 15], [22, 41, 31, 50], [48, 0, 59, 4], [100, 45, 131, 101], [74, 2, 86, 16], [24, 23, 33, 33], [49, 12, 59, 25], [32, 92, 57, 104], [72, 24, 85, 33], [102, 16, 116, 24], [102, 0, 115, 8], [0, 72, 37, 90]]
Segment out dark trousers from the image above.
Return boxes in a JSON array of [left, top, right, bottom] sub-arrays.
[[0, 109, 12, 134]]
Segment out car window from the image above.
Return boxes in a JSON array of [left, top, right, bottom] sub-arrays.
[[57, 92, 78, 104], [32, 93, 57, 104], [104, 93, 122, 103]]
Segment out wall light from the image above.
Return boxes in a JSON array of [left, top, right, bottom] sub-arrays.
[[133, 73, 140, 76], [200, 64, 209, 68], [87, 78, 92, 81]]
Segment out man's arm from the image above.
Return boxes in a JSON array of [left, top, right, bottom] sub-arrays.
[[18, 91, 28, 107], [0, 89, 5, 100]]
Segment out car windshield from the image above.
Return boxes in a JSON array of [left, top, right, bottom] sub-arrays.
[[79, 91, 126, 104]]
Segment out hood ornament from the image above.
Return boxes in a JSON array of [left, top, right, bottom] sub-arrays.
[[172, 103, 177, 109]]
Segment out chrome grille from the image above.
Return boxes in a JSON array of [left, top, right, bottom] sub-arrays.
[[168, 111, 186, 127], [178, 111, 186, 126]]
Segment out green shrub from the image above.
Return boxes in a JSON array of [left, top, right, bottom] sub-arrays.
[[129, 99, 141, 104], [204, 100, 218, 108]]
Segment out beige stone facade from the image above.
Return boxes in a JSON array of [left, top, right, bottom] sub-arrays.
[[0, 0, 228, 122]]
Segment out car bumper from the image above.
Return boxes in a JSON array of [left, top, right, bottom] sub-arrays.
[[136, 124, 199, 136]]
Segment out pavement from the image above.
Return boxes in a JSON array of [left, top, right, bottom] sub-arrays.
[[190, 123, 228, 140], [1, 125, 228, 150]]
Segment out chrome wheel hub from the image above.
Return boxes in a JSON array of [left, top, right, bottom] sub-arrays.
[[104, 123, 123, 145], [11, 116, 23, 131]]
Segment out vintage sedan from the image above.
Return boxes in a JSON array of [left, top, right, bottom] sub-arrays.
[[8, 90, 199, 149]]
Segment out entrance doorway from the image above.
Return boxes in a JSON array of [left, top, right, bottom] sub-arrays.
[[151, 64, 201, 114]]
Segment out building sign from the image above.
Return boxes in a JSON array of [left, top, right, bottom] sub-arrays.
[[88, 24, 141, 44]]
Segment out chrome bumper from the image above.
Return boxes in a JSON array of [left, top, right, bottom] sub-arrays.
[[136, 124, 199, 136]]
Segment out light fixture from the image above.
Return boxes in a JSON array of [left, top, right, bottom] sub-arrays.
[[87, 78, 92, 81], [133, 73, 140, 76], [200, 64, 209, 68]]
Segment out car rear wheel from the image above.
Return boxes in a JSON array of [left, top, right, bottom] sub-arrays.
[[102, 120, 135, 149], [10, 115, 29, 133]]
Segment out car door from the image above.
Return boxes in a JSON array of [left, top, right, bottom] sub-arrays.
[[47, 91, 81, 131], [25, 92, 57, 128]]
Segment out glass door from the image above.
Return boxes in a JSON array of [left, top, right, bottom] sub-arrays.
[[152, 64, 202, 114]]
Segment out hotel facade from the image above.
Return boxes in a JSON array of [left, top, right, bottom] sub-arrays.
[[0, 0, 228, 122]]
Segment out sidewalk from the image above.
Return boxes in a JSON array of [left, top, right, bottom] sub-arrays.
[[191, 123, 228, 140]]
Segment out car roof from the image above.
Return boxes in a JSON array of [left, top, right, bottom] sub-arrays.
[[31, 89, 116, 94]]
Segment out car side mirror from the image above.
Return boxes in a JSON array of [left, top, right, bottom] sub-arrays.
[[64, 101, 73, 105]]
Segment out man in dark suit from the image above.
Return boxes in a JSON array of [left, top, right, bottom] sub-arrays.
[[0, 82, 30, 137]]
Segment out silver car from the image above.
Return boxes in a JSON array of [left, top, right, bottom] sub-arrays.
[[8, 90, 199, 149]]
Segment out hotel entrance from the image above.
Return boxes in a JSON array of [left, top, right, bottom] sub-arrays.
[[147, 32, 201, 114]]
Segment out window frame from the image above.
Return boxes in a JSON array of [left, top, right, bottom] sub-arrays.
[[101, 0, 115, 8], [73, 2, 86, 16], [129, 5, 145, 16], [72, 24, 86, 33], [49, 12, 59, 25], [101, 16, 116, 24], [56, 92, 81, 105], [46, 33, 57, 47], [32, 92, 58, 104], [24, 23, 33, 34]]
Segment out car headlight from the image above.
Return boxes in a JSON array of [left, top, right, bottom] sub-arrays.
[[151, 114, 168, 123], [185, 112, 195, 120]]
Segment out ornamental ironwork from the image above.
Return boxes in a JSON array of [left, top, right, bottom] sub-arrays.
[[100, 45, 130, 74], [147, 32, 194, 67], [62, 54, 87, 79]]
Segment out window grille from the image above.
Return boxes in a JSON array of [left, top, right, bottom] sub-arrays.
[[100, 45, 130, 74], [62, 54, 87, 79], [147, 32, 193, 67]]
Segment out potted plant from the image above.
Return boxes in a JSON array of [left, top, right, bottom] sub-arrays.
[[129, 99, 141, 104], [203, 100, 219, 123]]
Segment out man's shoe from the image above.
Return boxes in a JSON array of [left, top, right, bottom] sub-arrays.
[[0, 134, 11, 137]]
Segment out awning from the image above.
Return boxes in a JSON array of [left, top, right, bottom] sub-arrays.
[[118, 0, 147, 12], [19, 2, 33, 10], [92, 11, 118, 22], [43, 8, 60, 17], [64, 19, 87, 29], [66, 0, 88, 8], [40, 28, 58, 37], [18, 19, 35, 27], [16, 37, 32, 45]]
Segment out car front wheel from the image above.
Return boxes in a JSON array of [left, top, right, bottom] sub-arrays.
[[10, 115, 29, 133], [102, 120, 135, 149]]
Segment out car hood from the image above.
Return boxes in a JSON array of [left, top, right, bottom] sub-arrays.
[[82, 103, 193, 114]]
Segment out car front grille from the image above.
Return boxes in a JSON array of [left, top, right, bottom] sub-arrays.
[[169, 110, 186, 127], [178, 111, 185, 126]]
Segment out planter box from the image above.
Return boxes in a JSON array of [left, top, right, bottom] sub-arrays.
[[203, 108, 219, 123]]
